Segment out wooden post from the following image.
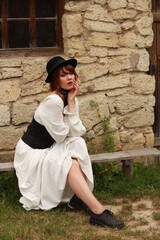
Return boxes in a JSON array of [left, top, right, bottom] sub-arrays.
[[121, 160, 133, 179]]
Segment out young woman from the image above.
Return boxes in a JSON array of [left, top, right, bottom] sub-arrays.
[[14, 56, 124, 229]]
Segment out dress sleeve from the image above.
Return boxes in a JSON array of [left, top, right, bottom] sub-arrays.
[[63, 98, 86, 137], [38, 95, 70, 143]]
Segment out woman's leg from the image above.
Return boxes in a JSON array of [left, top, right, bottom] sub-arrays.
[[67, 159, 105, 214], [68, 158, 125, 229]]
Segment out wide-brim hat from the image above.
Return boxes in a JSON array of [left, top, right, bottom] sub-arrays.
[[45, 56, 77, 83]]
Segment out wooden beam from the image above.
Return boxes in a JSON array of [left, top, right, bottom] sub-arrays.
[[0, 162, 14, 172], [90, 148, 160, 163]]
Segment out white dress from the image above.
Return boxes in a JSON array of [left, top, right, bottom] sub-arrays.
[[14, 94, 94, 211]]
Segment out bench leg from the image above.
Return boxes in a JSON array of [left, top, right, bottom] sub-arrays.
[[121, 160, 133, 179]]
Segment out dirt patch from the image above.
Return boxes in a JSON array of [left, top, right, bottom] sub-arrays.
[[104, 198, 160, 231]]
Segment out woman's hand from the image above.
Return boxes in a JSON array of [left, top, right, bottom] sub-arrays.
[[68, 81, 79, 101], [68, 81, 79, 112]]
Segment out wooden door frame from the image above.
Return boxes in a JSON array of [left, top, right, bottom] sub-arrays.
[[149, 0, 160, 147]]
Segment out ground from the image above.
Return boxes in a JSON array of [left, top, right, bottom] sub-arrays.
[[104, 198, 160, 231]]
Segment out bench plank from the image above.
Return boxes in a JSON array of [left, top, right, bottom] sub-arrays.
[[0, 148, 160, 177], [90, 148, 160, 163], [0, 162, 14, 172]]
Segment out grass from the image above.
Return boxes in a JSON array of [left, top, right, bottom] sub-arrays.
[[0, 162, 160, 240], [93, 162, 160, 201]]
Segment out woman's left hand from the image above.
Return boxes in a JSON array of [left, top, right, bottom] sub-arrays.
[[68, 81, 79, 102], [67, 81, 79, 112]]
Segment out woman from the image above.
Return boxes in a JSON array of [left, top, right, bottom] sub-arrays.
[[14, 56, 124, 229]]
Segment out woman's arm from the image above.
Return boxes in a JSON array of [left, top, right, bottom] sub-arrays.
[[38, 95, 70, 143], [63, 98, 86, 137]]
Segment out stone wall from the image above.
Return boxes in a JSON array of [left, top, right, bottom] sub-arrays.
[[0, 0, 154, 161]]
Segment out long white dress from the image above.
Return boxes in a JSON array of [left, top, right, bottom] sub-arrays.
[[14, 94, 94, 211]]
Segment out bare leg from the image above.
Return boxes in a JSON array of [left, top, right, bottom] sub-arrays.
[[67, 159, 105, 214]]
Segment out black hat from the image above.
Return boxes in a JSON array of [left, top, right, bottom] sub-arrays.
[[45, 56, 77, 83]]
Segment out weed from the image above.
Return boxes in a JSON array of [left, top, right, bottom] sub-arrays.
[[136, 203, 147, 210], [87, 100, 115, 154], [87, 100, 117, 179], [153, 212, 160, 221], [138, 219, 149, 226]]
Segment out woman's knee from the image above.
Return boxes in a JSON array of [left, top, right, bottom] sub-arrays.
[[70, 137, 87, 152]]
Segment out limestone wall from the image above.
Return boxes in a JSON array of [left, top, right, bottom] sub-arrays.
[[0, 0, 154, 161]]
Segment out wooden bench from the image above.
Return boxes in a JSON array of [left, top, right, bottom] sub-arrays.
[[90, 147, 160, 178], [0, 148, 160, 178]]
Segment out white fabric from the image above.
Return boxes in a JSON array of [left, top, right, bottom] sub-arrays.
[[14, 94, 94, 211]]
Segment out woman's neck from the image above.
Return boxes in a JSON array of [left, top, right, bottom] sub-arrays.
[[60, 88, 69, 96], [53, 89, 68, 106]]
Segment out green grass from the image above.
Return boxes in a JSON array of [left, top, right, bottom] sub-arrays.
[[93, 162, 160, 201], [0, 162, 160, 240]]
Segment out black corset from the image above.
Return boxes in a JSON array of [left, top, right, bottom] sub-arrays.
[[22, 118, 55, 149]]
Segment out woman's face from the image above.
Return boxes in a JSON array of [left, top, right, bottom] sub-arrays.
[[59, 68, 76, 90]]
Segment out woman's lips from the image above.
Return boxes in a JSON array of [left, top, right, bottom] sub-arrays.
[[67, 82, 74, 86]]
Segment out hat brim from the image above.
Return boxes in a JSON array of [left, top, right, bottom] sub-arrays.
[[45, 58, 77, 83]]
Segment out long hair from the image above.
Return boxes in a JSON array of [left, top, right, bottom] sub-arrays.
[[50, 65, 78, 92]]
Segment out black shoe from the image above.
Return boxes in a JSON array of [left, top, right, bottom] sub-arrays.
[[67, 195, 92, 214], [90, 209, 125, 229]]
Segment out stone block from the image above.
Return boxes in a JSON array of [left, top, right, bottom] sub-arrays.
[[88, 46, 108, 57], [0, 79, 21, 103], [109, 56, 132, 74], [108, 0, 127, 10], [76, 56, 97, 64], [119, 129, 134, 143], [12, 99, 39, 125], [84, 4, 113, 22], [128, 0, 149, 11], [64, 1, 90, 12], [64, 38, 86, 57], [87, 32, 119, 48], [107, 48, 132, 56], [131, 74, 155, 94], [115, 95, 149, 115], [80, 73, 130, 94], [106, 88, 128, 97], [78, 93, 110, 130], [0, 105, 10, 126], [62, 14, 83, 38], [0, 126, 26, 150], [135, 16, 153, 36], [121, 21, 134, 30], [21, 79, 48, 96], [122, 132, 145, 150], [78, 61, 109, 83], [124, 107, 154, 128], [93, 123, 104, 136], [2, 68, 22, 79], [84, 20, 121, 33], [84, 130, 95, 141], [119, 32, 153, 48], [22, 58, 46, 83], [144, 132, 154, 148], [94, 0, 107, 6], [0, 59, 22, 67], [148, 95, 155, 107], [112, 9, 137, 20], [137, 49, 149, 71], [0, 151, 15, 163]]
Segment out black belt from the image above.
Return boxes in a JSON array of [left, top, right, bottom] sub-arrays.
[[22, 118, 55, 149]]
